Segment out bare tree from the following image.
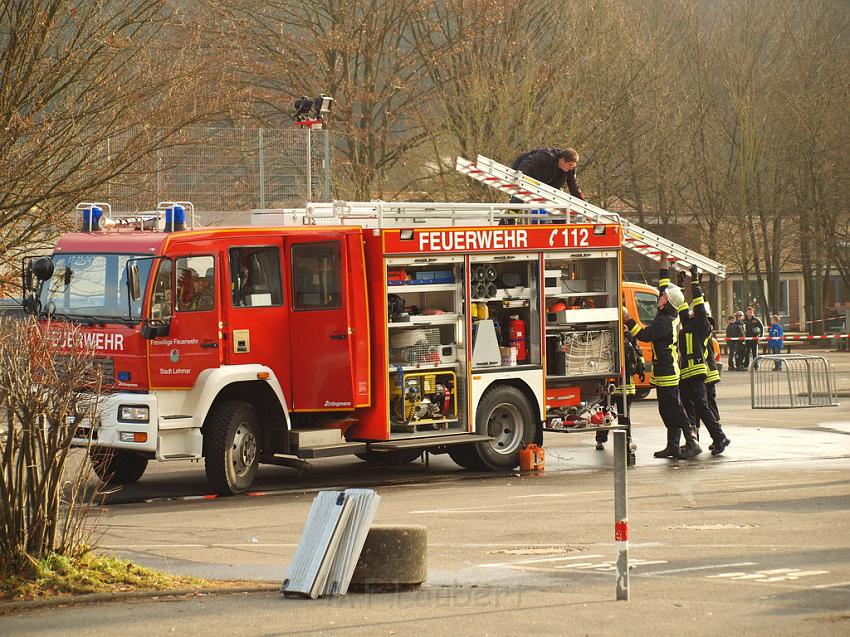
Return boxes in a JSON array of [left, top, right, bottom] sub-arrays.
[[210, 0, 437, 200], [0, 0, 221, 276]]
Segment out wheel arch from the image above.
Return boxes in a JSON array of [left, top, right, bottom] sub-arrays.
[[191, 366, 291, 455], [476, 378, 543, 446]]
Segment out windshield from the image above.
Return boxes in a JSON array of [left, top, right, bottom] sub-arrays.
[[634, 292, 659, 324], [38, 253, 154, 321]]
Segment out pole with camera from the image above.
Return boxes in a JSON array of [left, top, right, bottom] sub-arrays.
[[294, 95, 333, 202]]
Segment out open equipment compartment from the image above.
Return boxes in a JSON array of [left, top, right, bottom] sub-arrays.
[[469, 253, 541, 370], [543, 250, 623, 428], [385, 255, 467, 435]]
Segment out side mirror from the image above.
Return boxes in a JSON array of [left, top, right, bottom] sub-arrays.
[[141, 323, 171, 339], [128, 262, 141, 302], [32, 257, 54, 282]]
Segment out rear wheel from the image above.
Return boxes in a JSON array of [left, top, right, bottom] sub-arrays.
[[89, 449, 148, 485], [451, 385, 534, 471], [204, 401, 260, 495]]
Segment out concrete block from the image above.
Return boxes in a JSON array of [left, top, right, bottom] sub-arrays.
[[349, 524, 427, 587]]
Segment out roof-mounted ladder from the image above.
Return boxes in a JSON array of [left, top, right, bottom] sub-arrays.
[[456, 154, 726, 278]]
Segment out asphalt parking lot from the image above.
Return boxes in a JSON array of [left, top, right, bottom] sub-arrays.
[[2, 350, 849, 636]]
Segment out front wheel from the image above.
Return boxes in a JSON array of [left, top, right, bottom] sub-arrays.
[[90, 448, 148, 485], [204, 401, 260, 495], [453, 385, 535, 471]]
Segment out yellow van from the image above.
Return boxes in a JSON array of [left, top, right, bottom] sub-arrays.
[[622, 281, 659, 399]]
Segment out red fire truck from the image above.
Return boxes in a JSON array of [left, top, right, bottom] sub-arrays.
[[22, 201, 627, 494]]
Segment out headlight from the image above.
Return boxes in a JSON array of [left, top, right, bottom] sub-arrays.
[[118, 405, 149, 422]]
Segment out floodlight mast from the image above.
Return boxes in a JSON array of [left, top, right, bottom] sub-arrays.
[[293, 94, 333, 202]]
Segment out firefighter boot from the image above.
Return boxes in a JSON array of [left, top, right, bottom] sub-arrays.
[[654, 427, 682, 458], [711, 437, 731, 456], [680, 426, 703, 459]]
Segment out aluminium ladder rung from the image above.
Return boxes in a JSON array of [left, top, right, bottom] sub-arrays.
[[456, 155, 725, 278]]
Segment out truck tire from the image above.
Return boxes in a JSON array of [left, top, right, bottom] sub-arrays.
[[454, 385, 534, 471], [90, 449, 148, 485], [447, 444, 487, 471], [635, 388, 651, 400], [355, 449, 422, 465], [204, 401, 260, 495]]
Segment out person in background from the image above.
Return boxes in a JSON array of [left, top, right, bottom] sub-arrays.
[[733, 311, 747, 370], [725, 315, 739, 371], [501, 147, 583, 225], [768, 314, 784, 370], [742, 306, 764, 369]]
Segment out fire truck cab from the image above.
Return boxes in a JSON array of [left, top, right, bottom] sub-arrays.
[[24, 201, 627, 494]]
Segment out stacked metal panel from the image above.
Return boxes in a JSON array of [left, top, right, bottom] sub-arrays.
[[281, 489, 381, 598]]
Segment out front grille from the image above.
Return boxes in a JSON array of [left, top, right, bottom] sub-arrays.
[[53, 355, 115, 383]]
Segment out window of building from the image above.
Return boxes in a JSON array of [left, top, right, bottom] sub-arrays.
[[291, 242, 342, 310], [229, 247, 283, 308]]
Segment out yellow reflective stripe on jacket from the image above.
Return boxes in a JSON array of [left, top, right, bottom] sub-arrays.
[[692, 296, 704, 307], [706, 369, 720, 383], [613, 382, 636, 395], [659, 277, 671, 288], [651, 374, 680, 387], [680, 363, 708, 379], [679, 327, 708, 379], [630, 323, 641, 337], [663, 315, 680, 381]]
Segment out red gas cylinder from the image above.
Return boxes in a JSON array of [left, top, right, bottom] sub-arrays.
[[508, 315, 527, 362]]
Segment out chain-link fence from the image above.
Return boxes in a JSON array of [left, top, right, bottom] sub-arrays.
[[106, 127, 338, 225]]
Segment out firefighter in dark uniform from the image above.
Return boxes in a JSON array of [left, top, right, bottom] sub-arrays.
[[501, 147, 583, 225], [677, 266, 731, 456], [622, 261, 701, 459], [595, 326, 644, 465], [704, 315, 721, 422]]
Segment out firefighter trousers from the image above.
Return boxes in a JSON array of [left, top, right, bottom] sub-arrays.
[[680, 376, 726, 444], [706, 381, 719, 422], [656, 385, 691, 437]]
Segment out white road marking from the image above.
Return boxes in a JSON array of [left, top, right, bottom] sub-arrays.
[[707, 568, 830, 583], [508, 491, 612, 499], [813, 581, 850, 589], [478, 554, 603, 568], [641, 562, 758, 576]]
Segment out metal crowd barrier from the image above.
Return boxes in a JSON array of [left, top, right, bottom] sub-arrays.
[[751, 354, 839, 409]]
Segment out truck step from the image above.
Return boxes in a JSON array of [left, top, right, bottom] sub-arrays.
[[289, 428, 343, 447], [368, 433, 492, 452], [295, 442, 368, 459]]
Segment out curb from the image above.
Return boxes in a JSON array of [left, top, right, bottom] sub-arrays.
[[0, 584, 280, 615]]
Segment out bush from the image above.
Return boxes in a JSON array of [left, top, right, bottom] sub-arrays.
[[0, 317, 107, 576]]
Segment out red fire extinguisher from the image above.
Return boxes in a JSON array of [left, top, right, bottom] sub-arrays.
[[508, 315, 527, 362]]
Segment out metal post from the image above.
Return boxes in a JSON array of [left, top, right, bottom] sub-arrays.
[[323, 129, 331, 201], [258, 128, 266, 209], [614, 429, 629, 601], [305, 126, 312, 203]]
